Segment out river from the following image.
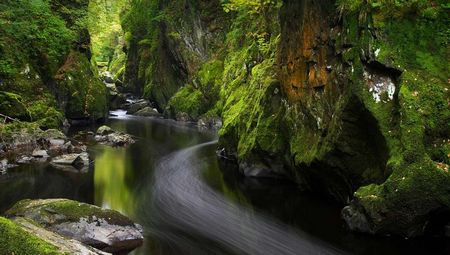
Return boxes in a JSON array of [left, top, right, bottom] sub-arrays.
[[0, 112, 448, 254]]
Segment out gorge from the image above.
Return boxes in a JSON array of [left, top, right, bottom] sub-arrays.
[[0, 0, 449, 254]]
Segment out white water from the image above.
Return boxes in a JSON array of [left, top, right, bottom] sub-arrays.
[[145, 141, 345, 255]]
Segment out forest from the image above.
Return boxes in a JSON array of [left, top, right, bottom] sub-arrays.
[[0, 0, 449, 254]]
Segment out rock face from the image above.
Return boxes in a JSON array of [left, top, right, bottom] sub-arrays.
[[121, 0, 450, 238], [6, 199, 144, 253], [0, 0, 108, 127]]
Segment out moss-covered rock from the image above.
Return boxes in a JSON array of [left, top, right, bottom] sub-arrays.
[[6, 199, 144, 253], [0, 217, 63, 255], [120, 0, 450, 237], [54, 51, 108, 122], [0, 92, 31, 121]]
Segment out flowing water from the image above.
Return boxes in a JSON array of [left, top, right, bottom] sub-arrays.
[[0, 112, 449, 255]]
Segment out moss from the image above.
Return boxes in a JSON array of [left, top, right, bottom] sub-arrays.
[[7, 199, 134, 227], [0, 91, 31, 121], [55, 51, 108, 121], [0, 217, 62, 255]]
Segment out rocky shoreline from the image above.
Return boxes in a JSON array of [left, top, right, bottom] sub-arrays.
[[0, 124, 135, 175]]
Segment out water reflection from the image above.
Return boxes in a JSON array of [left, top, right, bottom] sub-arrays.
[[94, 147, 135, 217]]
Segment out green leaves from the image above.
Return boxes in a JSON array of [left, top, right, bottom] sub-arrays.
[[0, 0, 75, 76], [221, 0, 280, 15]]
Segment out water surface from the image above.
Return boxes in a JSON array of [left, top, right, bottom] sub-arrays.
[[0, 113, 448, 255]]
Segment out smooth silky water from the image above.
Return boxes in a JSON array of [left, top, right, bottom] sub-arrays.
[[0, 113, 448, 255]]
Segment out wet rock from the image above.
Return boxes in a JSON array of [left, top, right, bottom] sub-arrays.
[[198, 117, 223, 129], [110, 94, 127, 110], [51, 152, 90, 169], [17, 155, 34, 164], [0, 159, 7, 174], [126, 99, 150, 114], [239, 161, 286, 179], [32, 149, 49, 158], [96, 125, 114, 136], [175, 112, 191, 122], [342, 204, 373, 234], [6, 199, 144, 253], [10, 217, 108, 255], [134, 107, 160, 117], [95, 126, 135, 147]]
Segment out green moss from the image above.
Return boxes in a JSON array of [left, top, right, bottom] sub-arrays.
[[0, 217, 62, 255], [56, 51, 108, 121], [0, 91, 31, 121], [7, 199, 134, 227], [167, 85, 206, 120]]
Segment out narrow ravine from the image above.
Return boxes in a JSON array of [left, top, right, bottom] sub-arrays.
[[145, 141, 344, 255]]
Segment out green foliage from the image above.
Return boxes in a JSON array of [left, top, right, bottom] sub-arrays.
[[167, 85, 206, 120], [0, 217, 62, 255], [337, 0, 449, 20], [88, 0, 128, 64], [0, 0, 75, 77], [222, 0, 281, 14], [0, 91, 31, 121]]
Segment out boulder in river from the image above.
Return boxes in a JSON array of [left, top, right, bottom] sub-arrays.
[[0, 216, 107, 255], [96, 125, 114, 136], [126, 99, 150, 114], [51, 152, 90, 170], [134, 106, 160, 117], [6, 199, 144, 253], [95, 126, 135, 147]]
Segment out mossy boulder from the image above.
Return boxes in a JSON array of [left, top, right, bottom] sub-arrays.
[[0, 216, 107, 255], [0, 91, 31, 121], [6, 199, 144, 253]]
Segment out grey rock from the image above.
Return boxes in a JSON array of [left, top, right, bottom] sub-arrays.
[[17, 156, 34, 164], [95, 128, 135, 147], [134, 107, 160, 117], [198, 117, 223, 129], [342, 204, 373, 234], [51, 152, 90, 169], [13, 217, 108, 255], [49, 139, 66, 147], [126, 100, 150, 114], [175, 112, 191, 122], [32, 149, 49, 158], [96, 125, 114, 136], [6, 199, 144, 253]]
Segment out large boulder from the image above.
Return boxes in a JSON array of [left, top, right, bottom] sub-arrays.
[[6, 199, 144, 253], [126, 99, 150, 114], [134, 107, 160, 117], [0, 217, 107, 255]]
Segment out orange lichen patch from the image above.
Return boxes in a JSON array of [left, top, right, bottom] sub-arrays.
[[278, 1, 335, 102]]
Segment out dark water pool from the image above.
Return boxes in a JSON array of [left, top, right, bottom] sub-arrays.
[[0, 113, 448, 255]]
